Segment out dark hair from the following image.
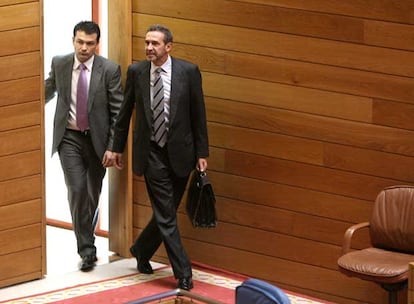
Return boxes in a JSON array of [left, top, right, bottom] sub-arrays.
[[146, 24, 173, 44], [73, 21, 101, 43]]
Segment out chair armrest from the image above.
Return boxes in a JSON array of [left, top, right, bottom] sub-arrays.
[[341, 222, 370, 255]]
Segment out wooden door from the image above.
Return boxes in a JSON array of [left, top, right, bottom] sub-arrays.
[[0, 0, 45, 287]]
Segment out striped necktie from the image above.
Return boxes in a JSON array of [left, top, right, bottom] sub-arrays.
[[152, 67, 167, 147]]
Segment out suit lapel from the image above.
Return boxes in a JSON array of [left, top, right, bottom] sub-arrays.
[[61, 55, 74, 105], [139, 62, 152, 127], [89, 55, 103, 112], [169, 58, 182, 126]]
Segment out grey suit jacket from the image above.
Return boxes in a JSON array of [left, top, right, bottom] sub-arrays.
[[45, 54, 123, 159], [112, 57, 209, 177]]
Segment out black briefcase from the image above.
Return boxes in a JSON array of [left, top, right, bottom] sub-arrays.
[[186, 170, 217, 228]]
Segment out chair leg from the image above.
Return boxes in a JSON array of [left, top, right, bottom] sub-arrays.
[[380, 282, 407, 304], [388, 290, 397, 304]]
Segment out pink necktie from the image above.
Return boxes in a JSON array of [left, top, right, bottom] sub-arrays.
[[76, 63, 89, 131]]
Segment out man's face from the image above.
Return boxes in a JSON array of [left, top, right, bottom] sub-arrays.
[[73, 30, 98, 62], [145, 31, 172, 66]]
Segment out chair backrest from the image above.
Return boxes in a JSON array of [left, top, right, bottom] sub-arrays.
[[235, 278, 291, 304], [370, 185, 414, 253]]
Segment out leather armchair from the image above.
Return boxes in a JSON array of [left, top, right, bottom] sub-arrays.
[[337, 185, 414, 304]]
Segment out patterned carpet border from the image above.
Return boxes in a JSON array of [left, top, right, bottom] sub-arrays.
[[2, 267, 242, 304], [2, 265, 329, 304]]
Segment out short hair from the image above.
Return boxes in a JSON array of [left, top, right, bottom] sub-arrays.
[[73, 21, 101, 43], [146, 24, 173, 44]]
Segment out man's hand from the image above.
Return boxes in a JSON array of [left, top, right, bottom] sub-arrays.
[[197, 158, 208, 172], [102, 151, 124, 169]]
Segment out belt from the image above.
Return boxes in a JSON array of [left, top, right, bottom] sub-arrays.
[[66, 128, 90, 136]]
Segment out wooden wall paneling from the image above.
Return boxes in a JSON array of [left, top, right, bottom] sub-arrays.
[[133, 14, 414, 77], [324, 143, 414, 182], [0, 77, 40, 107], [206, 98, 414, 157], [136, 205, 347, 271], [214, 197, 365, 247], [134, 0, 414, 52], [215, 147, 398, 200], [0, 175, 41, 207], [230, 0, 414, 24], [0, 101, 40, 131], [133, 39, 414, 105], [0, 199, 41, 231], [186, 219, 343, 270], [203, 73, 373, 122], [132, 177, 149, 204], [222, 52, 414, 105], [133, 0, 365, 43], [0, 0, 33, 7], [0, 0, 44, 288], [0, 53, 40, 82], [134, 175, 369, 248], [0, 2, 40, 31], [373, 98, 414, 130], [0, 224, 42, 255], [364, 20, 414, 51], [0, 27, 40, 57], [0, 126, 41, 157], [0, 248, 42, 285], [38, 0, 46, 280], [0, 151, 40, 182], [208, 122, 324, 165], [183, 238, 385, 303], [207, 171, 372, 223]]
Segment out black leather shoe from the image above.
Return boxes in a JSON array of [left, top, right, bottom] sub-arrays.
[[79, 255, 97, 272], [130, 246, 153, 274], [178, 277, 194, 290]]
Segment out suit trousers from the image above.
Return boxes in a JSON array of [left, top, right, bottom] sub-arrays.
[[132, 141, 192, 279], [58, 129, 106, 257]]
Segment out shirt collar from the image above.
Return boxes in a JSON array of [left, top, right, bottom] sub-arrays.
[[74, 55, 94, 71], [151, 55, 171, 74]]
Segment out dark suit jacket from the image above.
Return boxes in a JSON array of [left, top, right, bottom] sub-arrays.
[[45, 54, 123, 159], [112, 57, 209, 177]]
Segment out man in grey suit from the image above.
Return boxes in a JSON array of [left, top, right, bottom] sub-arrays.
[[45, 21, 123, 271], [110, 24, 209, 290]]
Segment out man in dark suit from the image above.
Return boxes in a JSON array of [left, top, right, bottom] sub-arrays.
[[110, 24, 209, 290], [45, 21, 123, 271]]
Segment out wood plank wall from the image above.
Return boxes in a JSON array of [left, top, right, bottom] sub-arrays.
[[130, 1, 414, 303], [0, 0, 45, 287]]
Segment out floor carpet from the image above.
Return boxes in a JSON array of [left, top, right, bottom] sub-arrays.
[[1, 262, 331, 304]]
